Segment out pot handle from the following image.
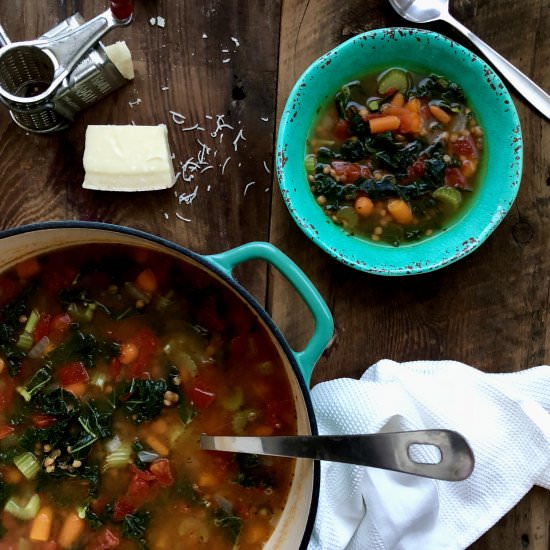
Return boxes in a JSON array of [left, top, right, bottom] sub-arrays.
[[205, 242, 334, 385]]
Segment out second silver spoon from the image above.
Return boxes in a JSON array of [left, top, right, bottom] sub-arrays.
[[388, 0, 550, 119]]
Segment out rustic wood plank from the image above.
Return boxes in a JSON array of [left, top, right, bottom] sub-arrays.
[[274, 0, 550, 548]]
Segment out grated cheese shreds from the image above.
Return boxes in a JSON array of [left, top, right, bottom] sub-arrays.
[[169, 111, 186, 125], [221, 157, 231, 175], [179, 185, 199, 205], [232, 128, 246, 151], [230, 36, 240, 48], [222, 58, 231, 63], [210, 114, 234, 138], [263, 160, 271, 174], [128, 98, 142, 108], [156, 16, 166, 28], [175, 213, 192, 222], [260, 116, 269, 122], [243, 181, 255, 196]]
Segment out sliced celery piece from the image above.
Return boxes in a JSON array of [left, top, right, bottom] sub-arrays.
[[433, 186, 463, 210], [4, 494, 40, 520], [13, 451, 40, 480]]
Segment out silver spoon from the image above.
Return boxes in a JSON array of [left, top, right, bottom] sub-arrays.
[[388, 0, 550, 119], [201, 429, 474, 481]]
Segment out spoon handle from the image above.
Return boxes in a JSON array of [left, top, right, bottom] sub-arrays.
[[200, 429, 474, 481], [442, 13, 550, 119]]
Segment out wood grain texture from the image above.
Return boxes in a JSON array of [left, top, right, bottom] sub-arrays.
[[274, 0, 550, 548], [0, 0, 549, 547]]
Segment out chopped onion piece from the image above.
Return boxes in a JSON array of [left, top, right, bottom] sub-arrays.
[[104, 435, 122, 453], [28, 336, 50, 358], [138, 450, 160, 463]]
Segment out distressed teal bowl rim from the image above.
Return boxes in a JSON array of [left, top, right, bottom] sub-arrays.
[[276, 27, 523, 276]]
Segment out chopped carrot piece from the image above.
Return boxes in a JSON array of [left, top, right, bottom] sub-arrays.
[[58, 512, 85, 548], [387, 198, 413, 224], [145, 434, 170, 457], [354, 196, 374, 218], [405, 97, 420, 114], [30, 506, 53, 541], [383, 106, 421, 134], [252, 425, 275, 437], [150, 418, 168, 435], [135, 268, 158, 294], [391, 92, 405, 107], [15, 258, 41, 279], [369, 115, 400, 134], [4, 466, 23, 484], [63, 382, 87, 397], [429, 104, 451, 124], [197, 472, 218, 488]]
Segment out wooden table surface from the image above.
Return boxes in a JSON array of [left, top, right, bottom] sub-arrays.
[[0, 0, 548, 548]]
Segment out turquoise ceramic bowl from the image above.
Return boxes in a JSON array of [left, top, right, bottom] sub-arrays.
[[276, 28, 522, 275]]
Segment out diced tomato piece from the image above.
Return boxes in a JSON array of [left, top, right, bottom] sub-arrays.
[[50, 313, 72, 337], [449, 134, 478, 159], [0, 425, 15, 440], [189, 384, 216, 410], [0, 377, 15, 412], [31, 414, 57, 429], [333, 118, 351, 141], [0, 275, 19, 308], [127, 467, 157, 501], [87, 527, 121, 550], [127, 328, 159, 379], [111, 497, 136, 522], [58, 361, 89, 387], [331, 161, 370, 184], [43, 265, 79, 296], [444, 167, 467, 189], [149, 458, 174, 487], [109, 357, 122, 380], [34, 313, 52, 343]]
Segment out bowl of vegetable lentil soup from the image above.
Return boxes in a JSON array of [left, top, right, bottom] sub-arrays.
[[276, 27, 522, 275], [0, 221, 334, 549]]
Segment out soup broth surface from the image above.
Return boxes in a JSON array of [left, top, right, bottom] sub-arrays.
[[0, 244, 296, 549], [306, 68, 484, 246]]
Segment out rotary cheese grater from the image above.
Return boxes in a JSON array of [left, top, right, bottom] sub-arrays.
[[0, 2, 133, 133]]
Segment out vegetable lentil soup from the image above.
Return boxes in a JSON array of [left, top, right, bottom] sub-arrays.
[[0, 244, 297, 549], [306, 68, 484, 246]]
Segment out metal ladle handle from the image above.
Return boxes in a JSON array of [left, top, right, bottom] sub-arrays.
[[201, 429, 475, 481]]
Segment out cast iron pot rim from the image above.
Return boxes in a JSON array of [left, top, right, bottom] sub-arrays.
[[0, 220, 320, 549]]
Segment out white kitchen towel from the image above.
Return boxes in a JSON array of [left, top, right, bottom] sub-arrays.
[[308, 359, 550, 550]]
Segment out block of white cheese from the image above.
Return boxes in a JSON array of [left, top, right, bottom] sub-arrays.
[[83, 124, 176, 192], [104, 41, 134, 80]]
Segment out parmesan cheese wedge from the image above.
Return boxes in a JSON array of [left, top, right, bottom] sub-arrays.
[[82, 124, 176, 192], [104, 41, 135, 80]]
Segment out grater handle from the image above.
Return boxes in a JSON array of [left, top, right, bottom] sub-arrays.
[[0, 23, 10, 47]]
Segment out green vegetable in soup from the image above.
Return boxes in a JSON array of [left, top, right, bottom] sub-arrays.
[[377, 67, 411, 95]]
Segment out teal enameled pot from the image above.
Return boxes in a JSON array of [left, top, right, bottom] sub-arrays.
[[0, 220, 334, 549]]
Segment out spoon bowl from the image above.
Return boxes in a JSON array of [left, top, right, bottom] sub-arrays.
[[388, 0, 550, 118]]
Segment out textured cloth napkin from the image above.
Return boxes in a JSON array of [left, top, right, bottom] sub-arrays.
[[308, 359, 550, 550]]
